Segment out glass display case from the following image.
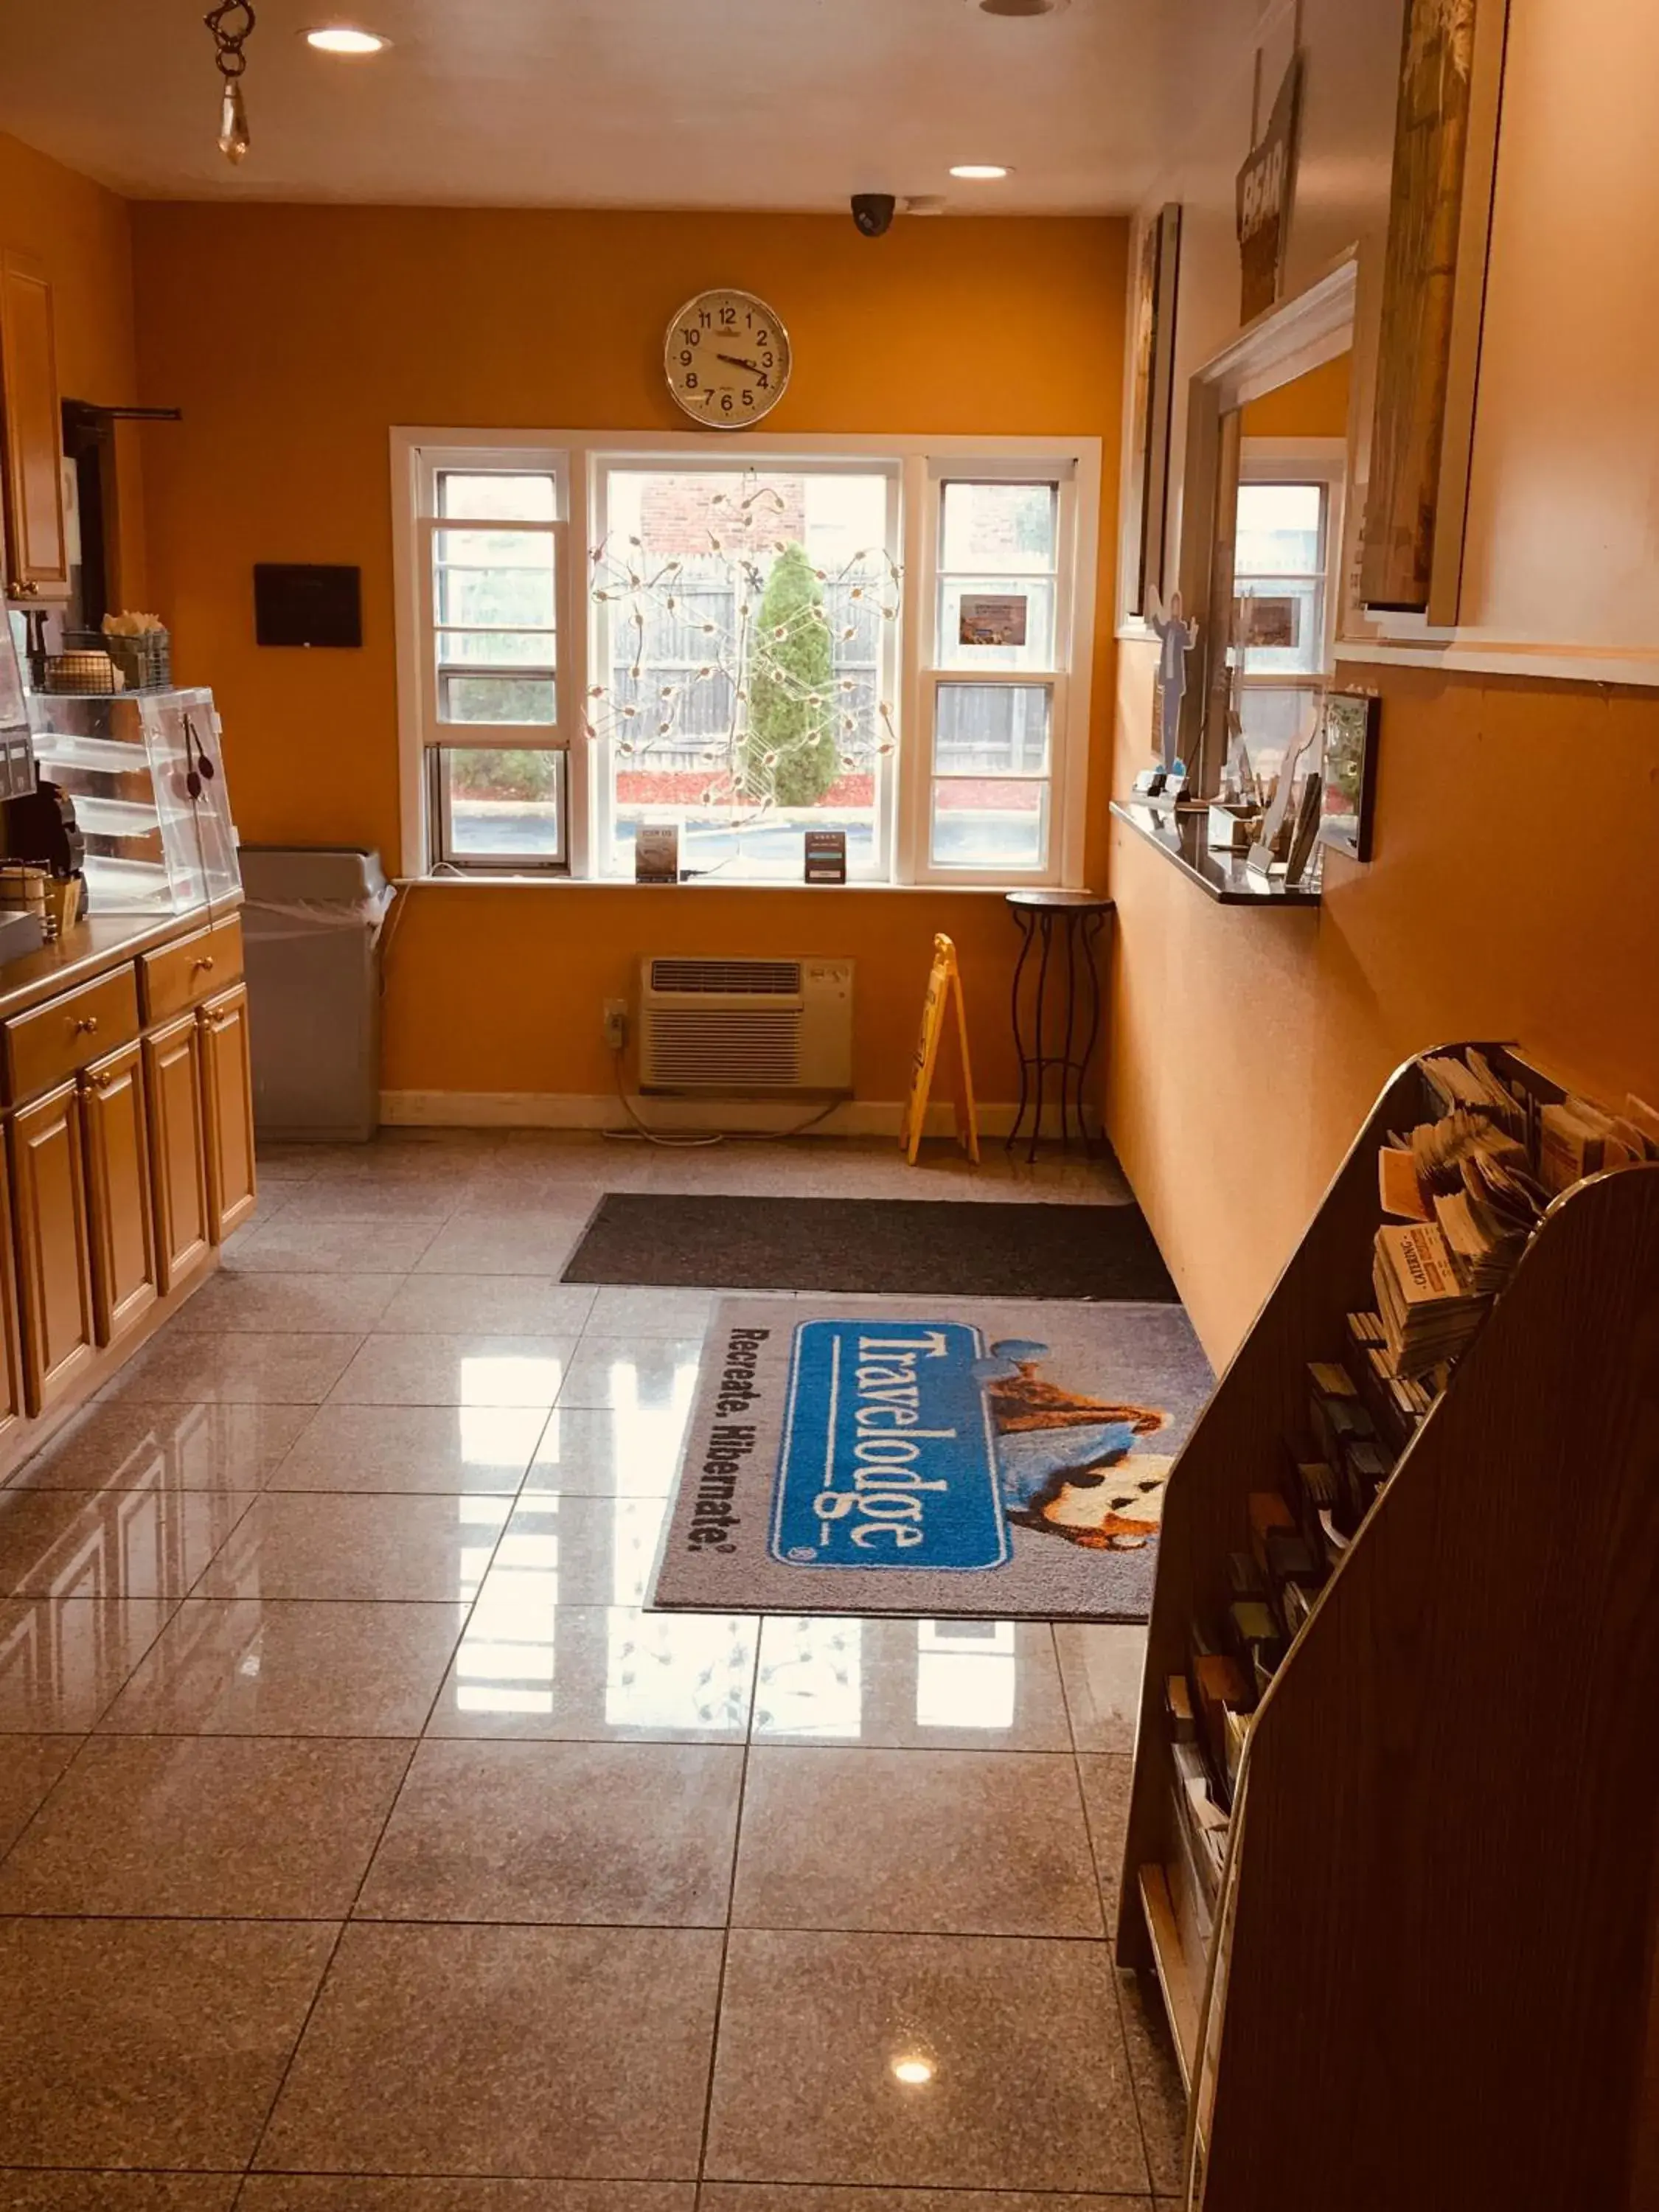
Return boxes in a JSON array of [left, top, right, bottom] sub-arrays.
[[24, 685, 240, 915]]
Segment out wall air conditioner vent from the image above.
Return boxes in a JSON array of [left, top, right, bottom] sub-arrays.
[[638, 955, 854, 1096], [649, 958, 801, 996]]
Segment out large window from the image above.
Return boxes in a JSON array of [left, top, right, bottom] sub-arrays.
[[394, 434, 1099, 885]]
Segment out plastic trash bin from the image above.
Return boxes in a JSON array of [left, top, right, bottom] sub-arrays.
[[239, 846, 393, 1143]]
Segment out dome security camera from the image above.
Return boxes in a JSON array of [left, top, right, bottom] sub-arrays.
[[851, 194, 897, 238]]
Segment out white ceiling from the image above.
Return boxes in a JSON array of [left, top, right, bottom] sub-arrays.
[[0, 0, 1164, 213]]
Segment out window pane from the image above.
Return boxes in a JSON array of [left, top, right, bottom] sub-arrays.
[[439, 747, 564, 861], [435, 530, 555, 630], [1234, 482, 1323, 574], [941, 481, 1057, 574], [938, 577, 1056, 669], [593, 467, 896, 882], [1234, 684, 1322, 804], [437, 629, 557, 669], [933, 683, 1051, 776], [438, 472, 557, 521], [1232, 577, 1324, 675], [440, 674, 556, 726], [930, 778, 1048, 869]]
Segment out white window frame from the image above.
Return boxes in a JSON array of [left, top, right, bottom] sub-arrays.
[[392, 439, 578, 877], [905, 456, 1081, 886], [392, 429, 1100, 888]]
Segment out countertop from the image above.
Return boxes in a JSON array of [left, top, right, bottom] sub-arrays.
[[0, 897, 241, 1021]]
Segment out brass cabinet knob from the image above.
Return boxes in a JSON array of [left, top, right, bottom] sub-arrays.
[[73, 1015, 99, 1035]]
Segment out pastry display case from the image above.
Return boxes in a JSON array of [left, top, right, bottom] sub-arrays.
[[24, 684, 240, 915]]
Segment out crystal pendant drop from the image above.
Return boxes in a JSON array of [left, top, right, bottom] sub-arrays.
[[218, 79, 250, 164]]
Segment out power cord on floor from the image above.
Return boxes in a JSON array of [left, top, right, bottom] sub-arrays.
[[603, 1043, 844, 1148]]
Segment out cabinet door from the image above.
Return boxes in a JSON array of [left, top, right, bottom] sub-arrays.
[[144, 1014, 212, 1293], [0, 1139, 27, 1449], [81, 1041, 159, 1346], [0, 249, 68, 601], [201, 984, 257, 1241], [10, 1080, 95, 1414]]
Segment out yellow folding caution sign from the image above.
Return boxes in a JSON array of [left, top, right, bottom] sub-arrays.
[[900, 932, 980, 1166]]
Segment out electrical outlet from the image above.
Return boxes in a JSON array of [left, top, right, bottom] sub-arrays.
[[602, 998, 629, 1051]]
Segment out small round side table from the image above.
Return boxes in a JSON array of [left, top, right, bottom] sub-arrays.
[[1005, 890, 1115, 1161]]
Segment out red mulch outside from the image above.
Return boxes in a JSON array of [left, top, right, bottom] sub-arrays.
[[614, 771, 1037, 811], [616, 770, 874, 806]]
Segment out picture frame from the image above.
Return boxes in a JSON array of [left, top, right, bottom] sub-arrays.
[[1361, 0, 1510, 616], [1122, 203, 1182, 619], [1318, 691, 1380, 863]]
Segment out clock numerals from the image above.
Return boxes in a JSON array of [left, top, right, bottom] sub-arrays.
[[667, 291, 790, 427]]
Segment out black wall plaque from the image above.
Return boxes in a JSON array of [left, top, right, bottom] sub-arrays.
[[254, 564, 363, 649]]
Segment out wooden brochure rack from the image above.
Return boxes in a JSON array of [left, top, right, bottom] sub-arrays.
[[1116, 1043, 1659, 2211]]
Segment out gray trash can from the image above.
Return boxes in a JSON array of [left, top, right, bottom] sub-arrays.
[[240, 846, 392, 1143]]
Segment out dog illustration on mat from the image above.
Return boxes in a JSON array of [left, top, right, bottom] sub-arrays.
[[972, 1339, 1172, 1551]]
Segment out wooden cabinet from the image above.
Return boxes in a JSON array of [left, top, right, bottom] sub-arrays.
[[0, 1141, 27, 1451], [10, 1080, 95, 1414], [144, 1013, 212, 1292], [0, 248, 68, 602], [80, 1040, 158, 1347], [200, 982, 257, 1241]]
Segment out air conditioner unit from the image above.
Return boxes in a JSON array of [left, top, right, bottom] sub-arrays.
[[638, 956, 854, 1096]]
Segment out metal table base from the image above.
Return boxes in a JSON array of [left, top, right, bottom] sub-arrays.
[[1005, 890, 1114, 1162]]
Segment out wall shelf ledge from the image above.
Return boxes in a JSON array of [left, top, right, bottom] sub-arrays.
[[1109, 799, 1322, 908]]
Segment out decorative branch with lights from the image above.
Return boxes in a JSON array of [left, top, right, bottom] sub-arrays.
[[586, 479, 902, 827], [205, 1, 257, 164]]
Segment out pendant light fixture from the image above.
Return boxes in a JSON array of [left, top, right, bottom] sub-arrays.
[[204, 1, 257, 164]]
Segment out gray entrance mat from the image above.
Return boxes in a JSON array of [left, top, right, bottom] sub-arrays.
[[649, 1296, 1213, 1624], [563, 1194, 1180, 1301]]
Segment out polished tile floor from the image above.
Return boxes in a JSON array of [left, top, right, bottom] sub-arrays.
[[0, 1131, 1187, 2209]]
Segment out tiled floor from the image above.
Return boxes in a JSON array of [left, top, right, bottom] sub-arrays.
[[0, 1131, 1187, 2209]]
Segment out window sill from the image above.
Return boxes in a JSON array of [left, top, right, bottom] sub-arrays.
[[394, 874, 1059, 896]]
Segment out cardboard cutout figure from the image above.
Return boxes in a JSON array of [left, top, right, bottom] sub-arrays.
[[1147, 588, 1199, 772]]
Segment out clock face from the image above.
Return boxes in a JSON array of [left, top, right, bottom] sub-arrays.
[[665, 289, 792, 429]]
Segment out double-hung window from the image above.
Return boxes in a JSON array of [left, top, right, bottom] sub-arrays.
[[915, 470, 1074, 877], [405, 449, 571, 872], [394, 434, 1098, 886]]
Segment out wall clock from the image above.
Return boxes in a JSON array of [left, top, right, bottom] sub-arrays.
[[664, 289, 792, 429]]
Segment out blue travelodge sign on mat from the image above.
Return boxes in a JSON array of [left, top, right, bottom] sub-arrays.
[[771, 1320, 1009, 1570]]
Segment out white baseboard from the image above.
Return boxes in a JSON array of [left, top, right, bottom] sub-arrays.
[[380, 1090, 1101, 1141]]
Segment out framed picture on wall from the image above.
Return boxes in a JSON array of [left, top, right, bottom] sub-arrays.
[[1361, 0, 1509, 616], [1122, 203, 1182, 619], [1318, 691, 1380, 863]]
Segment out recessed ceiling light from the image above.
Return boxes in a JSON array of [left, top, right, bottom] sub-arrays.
[[305, 26, 389, 55], [891, 2056, 935, 2086], [975, 0, 1068, 15], [950, 164, 1012, 181]]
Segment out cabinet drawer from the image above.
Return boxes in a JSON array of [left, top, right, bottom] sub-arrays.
[[5, 965, 140, 1106], [140, 917, 245, 1025]]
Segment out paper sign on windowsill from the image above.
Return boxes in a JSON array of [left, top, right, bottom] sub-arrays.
[[959, 594, 1029, 649]]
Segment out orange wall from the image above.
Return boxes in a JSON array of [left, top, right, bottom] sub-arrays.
[[1109, 650, 1659, 1365], [0, 129, 146, 600], [128, 204, 1127, 1105], [1239, 352, 1352, 440]]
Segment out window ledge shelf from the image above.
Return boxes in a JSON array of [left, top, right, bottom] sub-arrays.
[[1109, 799, 1322, 907], [394, 874, 1055, 895]]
